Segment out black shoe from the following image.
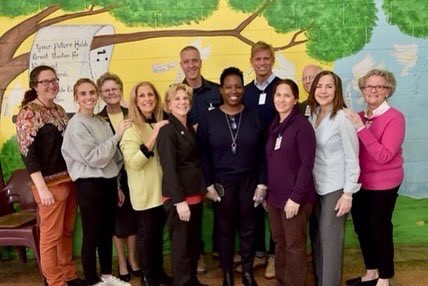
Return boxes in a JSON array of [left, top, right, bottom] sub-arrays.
[[127, 258, 142, 277], [118, 272, 131, 282], [242, 272, 258, 286], [66, 278, 85, 286], [346, 276, 362, 286], [156, 272, 172, 286], [142, 276, 159, 286], [359, 279, 379, 286], [222, 271, 234, 286]]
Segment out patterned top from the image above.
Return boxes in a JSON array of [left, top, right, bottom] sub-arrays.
[[16, 102, 68, 176]]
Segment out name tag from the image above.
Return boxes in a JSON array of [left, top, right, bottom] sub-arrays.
[[274, 135, 282, 150], [258, 92, 266, 105], [304, 105, 311, 117]]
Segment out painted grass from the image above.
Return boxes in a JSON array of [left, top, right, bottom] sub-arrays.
[[345, 195, 428, 247], [71, 195, 428, 255]]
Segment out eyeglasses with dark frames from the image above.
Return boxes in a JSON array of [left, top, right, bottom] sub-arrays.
[[363, 85, 390, 91], [36, 78, 59, 87]]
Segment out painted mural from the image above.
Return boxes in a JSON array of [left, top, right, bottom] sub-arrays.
[[0, 1, 427, 199]]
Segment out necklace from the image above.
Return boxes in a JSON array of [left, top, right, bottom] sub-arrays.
[[224, 108, 243, 155]]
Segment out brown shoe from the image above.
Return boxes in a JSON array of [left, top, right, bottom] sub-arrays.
[[264, 256, 275, 279], [197, 254, 207, 274]]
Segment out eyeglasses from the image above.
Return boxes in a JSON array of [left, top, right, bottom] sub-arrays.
[[37, 78, 59, 87], [363, 85, 390, 91], [101, 88, 120, 94]]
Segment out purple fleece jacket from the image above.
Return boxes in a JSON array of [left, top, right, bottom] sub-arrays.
[[265, 107, 316, 209]]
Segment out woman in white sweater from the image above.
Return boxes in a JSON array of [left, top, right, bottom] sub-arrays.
[[61, 78, 132, 286]]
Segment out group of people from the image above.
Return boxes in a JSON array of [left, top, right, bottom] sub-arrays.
[[15, 41, 405, 286]]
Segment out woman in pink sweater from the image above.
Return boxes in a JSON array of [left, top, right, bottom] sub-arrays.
[[344, 69, 405, 286]]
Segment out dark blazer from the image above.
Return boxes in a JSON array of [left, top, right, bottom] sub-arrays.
[[157, 114, 205, 204]]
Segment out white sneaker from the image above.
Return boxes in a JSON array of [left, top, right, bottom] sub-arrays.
[[100, 275, 131, 286]]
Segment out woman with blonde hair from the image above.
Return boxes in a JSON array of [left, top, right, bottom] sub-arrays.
[[345, 69, 405, 286], [62, 78, 132, 286], [157, 83, 207, 286], [120, 81, 171, 286]]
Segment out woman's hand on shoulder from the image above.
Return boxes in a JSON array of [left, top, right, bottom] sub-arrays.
[[152, 120, 169, 138], [153, 120, 169, 132], [344, 108, 363, 130], [116, 118, 133, 138]]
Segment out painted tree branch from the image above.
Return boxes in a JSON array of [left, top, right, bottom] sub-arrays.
[[0, 5, 111, 66], [0, 5, 61, 64], [0, 53, 30, 90], [0, 0, 307, 105], [91, 0, 301, 52], [37, 5, 112, 30], [273, 28, 308, 51]]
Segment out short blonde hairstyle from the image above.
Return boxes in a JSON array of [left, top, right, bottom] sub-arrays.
[[250, 41, 275, 59], [358, 69, 396, 96], [164, 83, 193, 113]]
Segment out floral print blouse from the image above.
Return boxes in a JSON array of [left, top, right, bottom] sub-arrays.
[[16, 102, 69, 176]]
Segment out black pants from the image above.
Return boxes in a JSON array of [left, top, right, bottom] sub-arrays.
[[134, 205, 167, 280], [351, 186, 399, 279], [76, 177, 117, 285], [165, 200, 202, 286], [213, 173, 257, 273], [254, 205, 275, 256]]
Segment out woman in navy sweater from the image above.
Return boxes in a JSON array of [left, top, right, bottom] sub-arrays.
[[197, 67, 266, 286], [265, 79, 316, 286]]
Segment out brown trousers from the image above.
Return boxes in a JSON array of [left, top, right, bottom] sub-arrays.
[[32, 181, 78, 286], [267, 202, 313, 286]]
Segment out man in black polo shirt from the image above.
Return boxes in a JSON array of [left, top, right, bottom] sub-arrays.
[[179, 45, 221, 274]]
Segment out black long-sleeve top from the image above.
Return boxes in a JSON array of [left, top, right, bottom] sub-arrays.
[[197, 107, 267, 186]]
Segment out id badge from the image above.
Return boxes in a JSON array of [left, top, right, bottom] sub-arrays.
[[258, 92, 266, 105], [274, 135, 282, 150], [304, 105, 311, 117]]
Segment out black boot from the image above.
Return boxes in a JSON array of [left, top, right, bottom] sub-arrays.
[[141, 276, 159, 286], [222, 271, 234, 286], [242, 272, 258, 286]]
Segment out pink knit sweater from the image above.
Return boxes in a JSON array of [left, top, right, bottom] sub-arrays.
[[357, 107, 405, 190]]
